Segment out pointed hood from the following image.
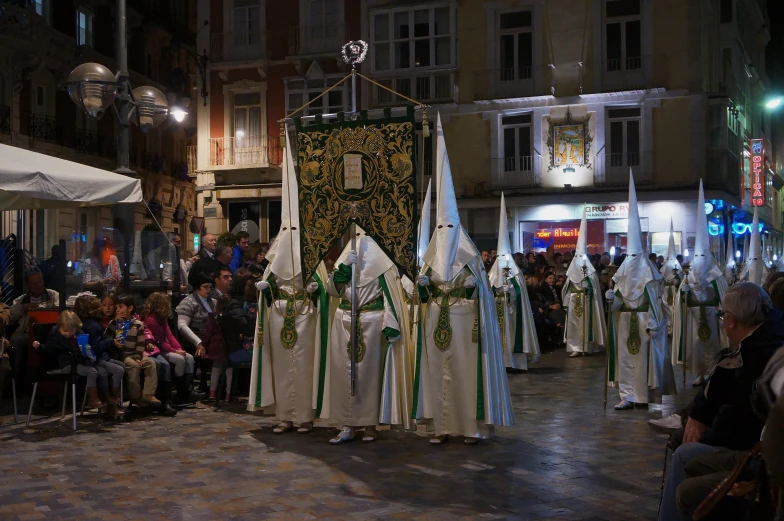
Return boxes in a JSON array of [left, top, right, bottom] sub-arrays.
[[743, 232, 750, 264], [613, 170, 660, 300], [689, 180, 722, 283], [335, 225, 395, 287], [489, 193, 519, 286], [660, 219, 682, 282], [565, 207, 595, 283], [422, 113, 479, 280], [724, 231, 736, 279], [739, 207, 767, 285], [265, 129, 301, 281], [417, 179, 432, 266]]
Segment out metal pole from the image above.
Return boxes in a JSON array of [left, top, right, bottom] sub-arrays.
[[349, 66, 358, 396]]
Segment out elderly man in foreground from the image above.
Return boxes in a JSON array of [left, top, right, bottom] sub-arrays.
[[657, 282, 784, 521], [8, 272, 60, 380]]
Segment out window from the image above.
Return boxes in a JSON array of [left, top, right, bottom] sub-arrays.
[[720, 0, 732, 23], [727, 106, 740, 157], [607, 107, 640, 167], [498, 11, 533, 82], [234, 92, 262, 152], [501, 114, 533, 172], [604, 0, 641, 71], [76, 8, 93, 46], [35, 86, 45, 109], [285, 76, 347, 117], [708, 103, 724, 149], [309, 0, 340, 41], [372, 7, 453, 72], [234, 0, 260, 47]]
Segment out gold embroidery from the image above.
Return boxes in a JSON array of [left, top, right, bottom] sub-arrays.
[[346, 315, 367, 363], [697, 306, 712, 342], [434, 294, 453, 350], [574, 290, 583, 318], [627, 313, 641, 355], [280, 299, 298, 349]]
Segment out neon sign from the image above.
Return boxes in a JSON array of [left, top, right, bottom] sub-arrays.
[[750, 139, 765, 207], [731, 222, 764, 235]]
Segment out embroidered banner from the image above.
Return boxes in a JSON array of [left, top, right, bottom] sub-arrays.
[[294, 107, 418, 282]]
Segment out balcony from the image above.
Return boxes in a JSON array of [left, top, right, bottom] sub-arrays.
[[490, 156, 541, 188], [210, 31, 270, 63], [706, 149, 741, 199], [593, 151, 653, 185], [600, 56, 649, 93], [288, 24, 344, 56], [0, 105, 9, 134], [473, 65, 554, 101], [208, 135, 282, 168], [186, 145, 197, 176], [28, 114, 58, 143], [370, 71, 455, 107]]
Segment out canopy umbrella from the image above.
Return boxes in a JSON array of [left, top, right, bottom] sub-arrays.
[[0, 144, 142, 210]]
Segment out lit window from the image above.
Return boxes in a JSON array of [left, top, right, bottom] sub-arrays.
[[76, 8, 93, 46], [607, 107, 641, 167], [501, 113, 533, 173], [372, 6, 453, 72], [285, 76, 347, 118]]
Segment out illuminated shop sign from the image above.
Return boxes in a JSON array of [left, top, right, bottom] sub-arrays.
[[732, 222, 764, 235], [585, 204, 628, 219], [750, 139, 765, 207]]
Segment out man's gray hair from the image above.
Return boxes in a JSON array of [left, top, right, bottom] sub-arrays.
[[722, 282, 773, 328]]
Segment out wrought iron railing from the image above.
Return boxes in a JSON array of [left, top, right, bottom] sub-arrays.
[[490, 156, 540, 188], [73, 128, 101, 155], [371, 71, 455, 107], [473, 66, 555, 101], [208, 135, 282, 167], [186, 145, 197, 176], [29, 113, 58, 143], [594, 151, 653, 185]]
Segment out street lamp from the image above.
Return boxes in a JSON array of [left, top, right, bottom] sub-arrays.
[[765, 97, 783, 110], [171, 107, 188, 123]]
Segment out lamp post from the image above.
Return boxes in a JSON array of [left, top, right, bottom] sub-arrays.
[[64, 0, 175, 294]]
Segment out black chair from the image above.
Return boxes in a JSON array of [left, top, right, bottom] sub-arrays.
[[26, 323, 80, 431]]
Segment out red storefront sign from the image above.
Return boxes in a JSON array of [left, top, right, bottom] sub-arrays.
[[750, 139, 765, 207], [534, 220, 605, 253]]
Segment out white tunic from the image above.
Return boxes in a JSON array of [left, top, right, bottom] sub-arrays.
[[608, 281, 676, 403], [672, 279, 727, 377], [324, 276, 396, 427], [491, 273, 540, 370], [420, 268, 491, 438], [265, 275, 319, 423], [562, 272, 606, 354]]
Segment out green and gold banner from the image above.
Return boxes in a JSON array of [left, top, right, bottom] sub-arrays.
[[294, 107, 417, 282]]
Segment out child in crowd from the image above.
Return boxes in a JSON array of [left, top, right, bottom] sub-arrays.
[[99, 295, 116, 329], [143, 292, 205, 404], [140, 335, 178, 416], [200, 295, 231, 401], [73, 296, 126, 417], [106, 294, 161, 408], [33, 311, 121, 418]]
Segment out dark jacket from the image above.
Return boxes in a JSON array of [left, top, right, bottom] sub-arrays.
[[217, 298, 255, 356], [81, 317, 114, 361], [689, 308, 784, 450], [537, 282, 562, 307], [188, 257, 226, 289], [39, 327, 88, 370]]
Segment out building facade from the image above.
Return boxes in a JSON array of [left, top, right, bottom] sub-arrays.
[[192, 0, 782, 261], [361, 0, 781, 260], [192, 0, 361, 245], [0, 0, 199, 263]]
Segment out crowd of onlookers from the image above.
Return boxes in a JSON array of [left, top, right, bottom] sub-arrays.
[[0, 232, 268, 425]]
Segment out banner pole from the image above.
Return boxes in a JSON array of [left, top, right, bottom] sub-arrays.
[[349, 66, 358, 397]]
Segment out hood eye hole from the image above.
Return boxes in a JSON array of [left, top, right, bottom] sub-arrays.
[[631, 254, 637, 257], [282, 227, 287, 231], [291, 227, 297, 230], [447, 224, 454, 228], [356, 233, 361, 236], [438, 225, 443, 229]]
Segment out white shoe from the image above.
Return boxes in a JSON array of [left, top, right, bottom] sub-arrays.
[[569, 351, 582, 358], [329, 427, 355, 445], [614, 400, 633, 410], [692, 375, 705, 386], [647, 414, 682, 434]]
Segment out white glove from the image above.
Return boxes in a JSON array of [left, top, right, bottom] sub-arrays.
[[255, 280, 270, 291], [681, 285, 691, 293], [463, 276, 477, 289], [306, 281, 319, 294], [416, 275, 429, 286], [344, 251, 358, 266], [605, 289, 615, 301], [387, 336, 401, 344], [502, 284, 512, 294]]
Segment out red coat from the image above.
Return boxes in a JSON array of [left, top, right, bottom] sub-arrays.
[[199, 314, 226, 361], [143, 316, 182, 354]]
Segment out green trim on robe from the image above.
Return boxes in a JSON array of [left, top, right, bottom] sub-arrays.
[[333, 263, 352, 284], [379, 275, 400, 340], [476, 298, 485, 421], [411, 315, 423, 418], [510, 278, 525, 353], [586, 278, 595, 343], [254, 287, 270, 408], [314, 272, 329, 417], [607, 290, 618, 382]]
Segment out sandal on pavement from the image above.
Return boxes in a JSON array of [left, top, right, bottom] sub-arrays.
[[362, 427, 378, 442], [273, 422, 294, 434], [329, 427, 355, 445], [297, 422, 313, 434], [614, 400, 634, 410], [429, 435, 448, 445], [464, 437, 479, 445]]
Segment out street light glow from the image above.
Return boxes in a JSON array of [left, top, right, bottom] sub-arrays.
[[172, 108, 187, 122], [736, 250, 741, 259], [766, 97, 783, 110]]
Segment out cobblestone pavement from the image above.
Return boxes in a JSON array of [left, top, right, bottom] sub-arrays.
[[0, 348, 692, 521]]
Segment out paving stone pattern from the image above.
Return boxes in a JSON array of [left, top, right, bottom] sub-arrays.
[[0, 349, 693, 520]]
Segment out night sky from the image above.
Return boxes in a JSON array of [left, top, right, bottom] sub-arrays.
[[768, 1, 784, 89]]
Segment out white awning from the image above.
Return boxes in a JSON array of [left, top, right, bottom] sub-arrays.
[[0, 144, 143, 210]]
